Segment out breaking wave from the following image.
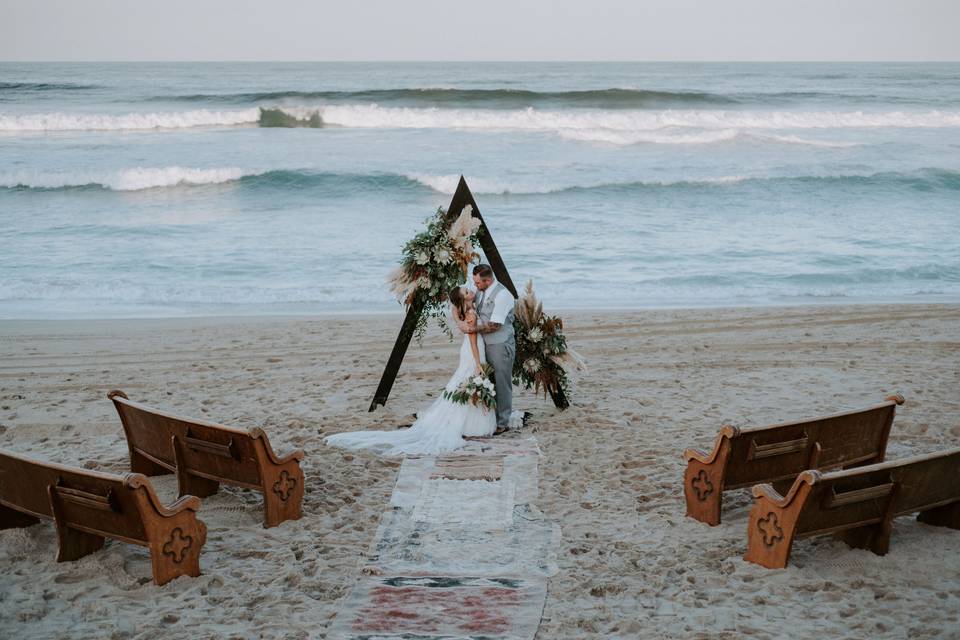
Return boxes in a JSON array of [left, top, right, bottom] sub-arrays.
[[0, 167, 252, 191], [307, 105, 960, 132], [4, 105, 960, 134], [403, 168, 960, 195], [6, 168, 958, 195], [0, 109, 261, 132]]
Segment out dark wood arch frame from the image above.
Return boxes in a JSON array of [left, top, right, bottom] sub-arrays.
[[369, 176, 518, 411]]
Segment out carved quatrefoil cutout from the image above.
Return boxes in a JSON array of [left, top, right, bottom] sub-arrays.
[[691, 469, 714, 501], [162, 527, 193, 563], [273, 470, 297, 502], [757, 512, 784, 547]]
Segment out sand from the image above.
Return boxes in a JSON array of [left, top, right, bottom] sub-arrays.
[[1, 304, 959, 639]]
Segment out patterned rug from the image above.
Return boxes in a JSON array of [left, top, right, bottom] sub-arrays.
[[329, 436, 557, 640]]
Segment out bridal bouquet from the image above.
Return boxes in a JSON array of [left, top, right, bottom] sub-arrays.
[[388, 205, 483, 341], [513, 280, 585, 405], [443, 363, 497, 412]]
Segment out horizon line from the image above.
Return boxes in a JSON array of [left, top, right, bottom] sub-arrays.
[[3, 59, 960, 64]]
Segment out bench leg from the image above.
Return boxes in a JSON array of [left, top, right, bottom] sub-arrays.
[[175, 466, 220, 499], [0, 504, 41, 529], [260, 461, 304, 528], [148, 518, 206, 586], [835, 525, 892, 555], [836, 483, 900, 556], [683, 457, 727, 526], [130, 449, 171, 477], [172, 435, 220, 498], [744, 506, 799, 569], [743, 484, 812, 569], [917, 501, 960, 530], [55, 526, 106, 562], [47, 486, 105, 561]]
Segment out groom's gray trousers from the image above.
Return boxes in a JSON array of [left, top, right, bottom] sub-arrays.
[[486, 340, 515, 428]]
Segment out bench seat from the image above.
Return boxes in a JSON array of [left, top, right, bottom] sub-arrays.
[[683, 395, 903, 525], [744, 447, 960, 568], [0, 448, 206, 585], [109, 391, 305, 528]]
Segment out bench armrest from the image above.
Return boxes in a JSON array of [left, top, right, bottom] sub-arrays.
[[248, 428, 306, 466], [683, 447, 710, 463], [751, 470, 821, 509], [683, 425, 740, 465], [125, 473, 202, 516]]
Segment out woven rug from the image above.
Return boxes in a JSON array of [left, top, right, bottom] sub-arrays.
[[328, 575, 548, 639], [329, 436, 557, 640]]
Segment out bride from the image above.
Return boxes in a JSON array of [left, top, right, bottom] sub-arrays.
[[325, 285, 496, 456]]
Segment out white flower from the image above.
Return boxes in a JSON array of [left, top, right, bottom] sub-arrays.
[[483, 380, 495, 391], [415, 276, 431, 290], [472, 376, 484, 385], [528, 328, 543, 342], [524, 358, 541, 373], [415, 251, 429, 265], [434, 248, 452, 264]]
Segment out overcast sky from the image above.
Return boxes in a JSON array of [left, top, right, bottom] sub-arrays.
[[3, 0, 959, 62]]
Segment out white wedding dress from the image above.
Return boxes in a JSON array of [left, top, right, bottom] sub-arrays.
[[325, 333, 496, 457]]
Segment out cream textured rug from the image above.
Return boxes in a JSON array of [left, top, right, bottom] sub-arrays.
[[329, 436, 558, 640]]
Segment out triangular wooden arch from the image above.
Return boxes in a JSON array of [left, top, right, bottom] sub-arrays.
[[369, 176, 518, 411]]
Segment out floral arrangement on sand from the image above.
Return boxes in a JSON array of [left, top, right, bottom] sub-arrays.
[[388, 205, 483, 340], [513, 280, 585, 403], [442, 363, 497, 412]]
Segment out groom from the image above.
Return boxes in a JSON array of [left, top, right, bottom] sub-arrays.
[[467, 264, 516, 435]]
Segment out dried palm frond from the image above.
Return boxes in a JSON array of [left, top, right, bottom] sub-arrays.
[[387, 264, 417, 303], [550, 348, 587, 372], [447, 205, 482, 249], [515, 279, 544, 329], [445, 206, 482, 275]]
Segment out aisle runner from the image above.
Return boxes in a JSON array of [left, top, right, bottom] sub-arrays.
[[329, 437, 559, 640]]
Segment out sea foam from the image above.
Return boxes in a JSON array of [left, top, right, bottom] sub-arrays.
[[0, 109, 260, 132], [404, 172, 749, 195], [0, 167, 253, 191], [3, 105, 960, 134], [310, 105, 960, 132]]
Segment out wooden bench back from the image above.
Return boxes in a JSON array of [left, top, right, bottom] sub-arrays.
[[110, 392, 263, 489], [0, 449, 151, 543], [723, 399, 897, 489], [794, 448, 960, 539]]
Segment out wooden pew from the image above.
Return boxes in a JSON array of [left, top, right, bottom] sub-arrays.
[[0, 448, 206, 585], [744, 448, 960, 568], [683, 395, 903, 525], [108, 390, 304, 528]]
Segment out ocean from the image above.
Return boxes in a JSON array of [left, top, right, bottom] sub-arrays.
[[1, 62, 959, 318]]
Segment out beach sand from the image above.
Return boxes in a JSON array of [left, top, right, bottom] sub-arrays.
[[1, 304, 959, 639]]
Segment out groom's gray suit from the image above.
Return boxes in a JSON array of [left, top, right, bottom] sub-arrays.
[[476, 282, 515, 429]]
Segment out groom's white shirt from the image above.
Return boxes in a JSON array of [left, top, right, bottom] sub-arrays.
[[486, 283, 513, 326]]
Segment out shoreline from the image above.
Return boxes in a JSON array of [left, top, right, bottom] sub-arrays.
[[2, 300, 959, 333]]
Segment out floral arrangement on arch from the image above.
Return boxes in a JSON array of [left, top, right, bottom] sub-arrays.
[[388, 205, 483, 341], [513, 280, 585, 403]]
